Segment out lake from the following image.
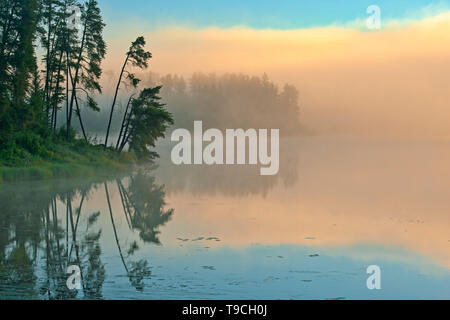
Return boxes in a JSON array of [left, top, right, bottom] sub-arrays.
[[1, 137, 449, 299]]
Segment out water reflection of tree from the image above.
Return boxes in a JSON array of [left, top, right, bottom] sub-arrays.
[[0, 170, 174, 299], [118, 173, 173, 244], [105, 170, 174, 291], [156, 137, 300, 197], [0, 181, 102, 299]]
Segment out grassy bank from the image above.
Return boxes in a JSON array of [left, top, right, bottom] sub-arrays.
[[0, 131, 136, 183], [0, 156, 132, 183]]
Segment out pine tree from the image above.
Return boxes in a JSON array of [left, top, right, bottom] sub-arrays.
[[117, 86, 174, 160], [104, 36, 151, 149], [39, 0, 63, 122], [8, 0, 40, 131], [0, 0, 18, 141], [66, 0, 105, 141]]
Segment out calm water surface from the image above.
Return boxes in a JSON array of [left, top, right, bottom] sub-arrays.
[[1, 137, 449, 299]]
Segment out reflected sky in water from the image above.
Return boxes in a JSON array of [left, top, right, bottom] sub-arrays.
[[0, 137, 449, 299]]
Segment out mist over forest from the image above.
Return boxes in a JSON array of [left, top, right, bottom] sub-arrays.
[[69, 72, 303, 138]]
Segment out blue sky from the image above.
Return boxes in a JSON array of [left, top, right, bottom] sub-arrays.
[[98, 0, 449, 30]]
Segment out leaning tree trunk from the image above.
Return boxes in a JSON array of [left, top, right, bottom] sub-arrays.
[[104, 54, 129, 149], [115, 94, 134, 150]]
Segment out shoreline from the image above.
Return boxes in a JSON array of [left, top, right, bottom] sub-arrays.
[[0, 161, 133, 183], [0, 148, 136, 183]]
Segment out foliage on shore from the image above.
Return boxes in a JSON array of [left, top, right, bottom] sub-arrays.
[[0, 128, 135, 182], [0, 0, 173, 182]]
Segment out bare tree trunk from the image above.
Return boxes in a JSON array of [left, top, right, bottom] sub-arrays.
[[65, 51, 69, 138], [74, 94, 87, 142], [44, 4, 53, 121], [52, 47, 64, 132], [67, 19, 87, 139], [68, 67, 88, 142], [104, 54, 129, 149], [115, 94, 134, 149]]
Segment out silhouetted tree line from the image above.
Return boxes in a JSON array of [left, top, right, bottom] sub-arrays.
[[0, 0, 173, 163], [74, 72, 302, 136], [149, 72, 302, 135]]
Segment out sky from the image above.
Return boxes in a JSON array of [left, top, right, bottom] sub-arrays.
[[98, 0, 449, 31], [96, 1, 450, 138]]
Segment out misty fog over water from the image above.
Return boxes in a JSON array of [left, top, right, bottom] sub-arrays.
[[2, 136, 449, 299]]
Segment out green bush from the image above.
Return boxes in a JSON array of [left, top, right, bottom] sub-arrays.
[[13, 132, 47, 156]]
